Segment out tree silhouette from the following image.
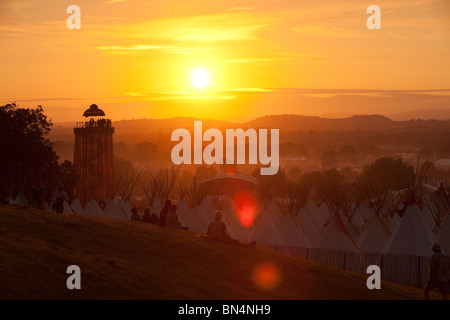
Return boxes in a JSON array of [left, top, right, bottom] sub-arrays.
[[0, 103, 61, 202]]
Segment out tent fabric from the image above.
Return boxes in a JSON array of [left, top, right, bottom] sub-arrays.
[[382, 204, 437, 256], [247, 208, 285, 246], [179, 208, 207, 233], [278, 213, 310, 247], [13, 192, 28, 205], [82, 199, 105, 218], [297, 207, 322, 248], [300, 200, 326, 233], [358, 215, 391, 253], [119, 200, 132, 220], [318, 216, 358, 252], [70, 198, 84, 215], [421, 203, 437, 232], [175, 200, 190, 217], [151, 198, 164, 217], [196, 197, 216, 227], [63, 201, 75, 215], [438, 214, 450, 254], [357, 202, 372, 224], [103, 199, 127, 220]]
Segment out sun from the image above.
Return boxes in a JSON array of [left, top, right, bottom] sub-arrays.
[[191, 68, 211, 88]]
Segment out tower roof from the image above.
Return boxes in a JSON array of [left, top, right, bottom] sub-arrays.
[[83, 104, 105, 117]]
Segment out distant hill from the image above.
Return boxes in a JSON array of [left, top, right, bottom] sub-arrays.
[[0, 204, 435, 300], [388, 108, 450, 121], [50, 113, 450, 143], [243, 114, 394, 131]]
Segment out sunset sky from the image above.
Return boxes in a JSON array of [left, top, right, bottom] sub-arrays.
[[1, 0, 449, 122]]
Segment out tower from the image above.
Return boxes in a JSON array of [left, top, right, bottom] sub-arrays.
[[73, 104, 114, 205]]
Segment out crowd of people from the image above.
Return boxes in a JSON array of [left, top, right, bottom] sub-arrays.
[[129, 200, 255, 248], [130, 199, 188, 230]]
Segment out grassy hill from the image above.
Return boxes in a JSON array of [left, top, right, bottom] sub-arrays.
[[0, 204, 439, 300]]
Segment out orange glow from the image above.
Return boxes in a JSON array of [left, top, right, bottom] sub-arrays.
[[233, 191, 258, 227], [252, 262, 281, 290], [225, 166, 236, 175], [1, 1, 448, 122]]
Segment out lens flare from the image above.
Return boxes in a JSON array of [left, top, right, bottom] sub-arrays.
[[233, 190, 258, 227], [252, 262, 281, 291]]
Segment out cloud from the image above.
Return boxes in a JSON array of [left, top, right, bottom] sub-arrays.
[[103, 0, 127, 4], [227, 7, 254, 11], [96, 44, 206, 55], [124, 91, 236, 101], [107, 11, 277, 42]]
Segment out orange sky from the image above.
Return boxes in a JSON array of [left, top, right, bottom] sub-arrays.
[[0, 0, 449, 122]]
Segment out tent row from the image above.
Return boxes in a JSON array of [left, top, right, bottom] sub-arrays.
[[10, 192, 449, 257]]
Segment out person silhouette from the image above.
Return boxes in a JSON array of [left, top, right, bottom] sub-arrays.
[[424, 242, 450, 300], [207, 210, 255, 248]]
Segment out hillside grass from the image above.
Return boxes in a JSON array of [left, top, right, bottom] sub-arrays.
[[0, 204, 440, 300]]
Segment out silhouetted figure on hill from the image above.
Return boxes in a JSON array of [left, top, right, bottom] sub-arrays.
[[130, 207, 141, 222], [150, 212, 160, 224], [141, 208, 151, 223], [31, 180, 45, 210], [166, 205, 189, 230], [159, 199, 172, 226], [51, 185, 69, 213], [207, 210, 255, 248], [165, 204, 180, 228], [424, 242, 450, 300]]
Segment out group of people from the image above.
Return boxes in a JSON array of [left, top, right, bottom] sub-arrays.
[[130, 199, 188, 230], [130, 199, 255, 248], [29, 182, 70, 214]]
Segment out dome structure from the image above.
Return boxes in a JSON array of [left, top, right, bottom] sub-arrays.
[[83, 104, 105, 117]]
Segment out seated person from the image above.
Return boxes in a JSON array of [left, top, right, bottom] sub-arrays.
[[130, 207, 141, 222], [207, 210, 255, 248], [165, 204, 180, 228], [149, 213, 160, 224], [141, 208, 151, 223]]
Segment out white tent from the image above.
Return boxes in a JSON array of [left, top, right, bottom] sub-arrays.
[[179, 208, 207, 233], [358, 215, 391, 253], [63, 201, 75, 215], [302, 200, 327, 233], [119, 200, 132, 220], [196, 197, 216, 227], [382, 204, 437, 256], [388, 213, 401, 234], [103, 198, 128, 220], [151, 198, 165, 217], [13, 192, 28, 205], [350, 210, 367, 236], [247, 208, 285, 246], [175, 199, 190, 218], [357, 202, 373, 224], [82, 199, 105, 218], [297, 208, 322, 248], [225, 203, 255, 242], [317, 201, 333, 225], [438, 214, 450, 253], [318, 216, 358, 252], [278, 213, 310, 247], [422, 203, 437, 233], [264, 200, 284, 228], [70, 198, 84, 215]]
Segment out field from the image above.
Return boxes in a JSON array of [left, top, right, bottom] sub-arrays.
[[0, 204, 441, 300]]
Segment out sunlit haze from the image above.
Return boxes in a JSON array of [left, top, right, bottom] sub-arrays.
[[0, 0, 449, 122]]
